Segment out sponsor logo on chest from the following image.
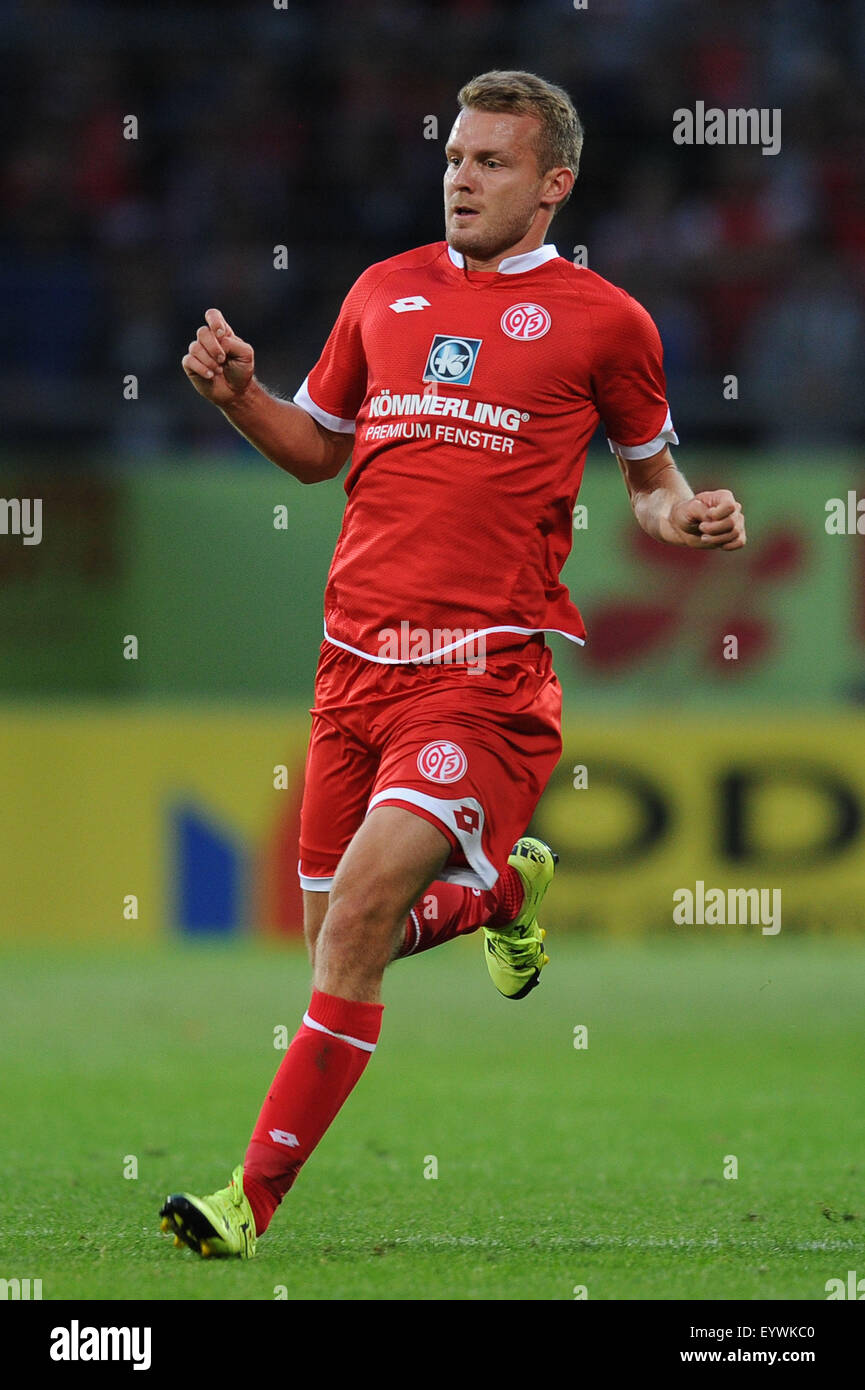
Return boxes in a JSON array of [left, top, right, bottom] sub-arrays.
[[419, 304, 551, 387], [423, 335, 482, 386]]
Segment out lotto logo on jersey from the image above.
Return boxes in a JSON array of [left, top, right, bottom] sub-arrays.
[[423, 335, 482, 386], [417, 740, 468, 784], [500, 303, 551, 341]]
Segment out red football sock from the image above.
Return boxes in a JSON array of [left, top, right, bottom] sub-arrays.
[[397, 866, 525, 958], [243, 989, 383, 1236]]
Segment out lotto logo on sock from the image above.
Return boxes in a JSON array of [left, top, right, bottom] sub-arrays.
[[417, 740, 468, 784], [269, 1129, 299, 1148]]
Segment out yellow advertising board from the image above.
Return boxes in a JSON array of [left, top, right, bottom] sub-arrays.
[[1, 708, 863, 941], [535, 717, 865, 935], [0, 708, 310, 943]]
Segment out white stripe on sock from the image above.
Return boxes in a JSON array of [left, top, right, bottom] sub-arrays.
[[302, 1011, 377, 1053]]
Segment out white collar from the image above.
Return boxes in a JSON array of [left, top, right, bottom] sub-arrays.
[[447, 243, 559, 274]]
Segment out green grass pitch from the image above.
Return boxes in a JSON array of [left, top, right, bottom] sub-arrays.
[[1, 934, 862, 1301]]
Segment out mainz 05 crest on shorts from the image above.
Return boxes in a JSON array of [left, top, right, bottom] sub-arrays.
[[417, 740, 468, 783]]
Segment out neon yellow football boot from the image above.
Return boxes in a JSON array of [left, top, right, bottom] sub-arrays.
[[482, 836, 557, 1000], [159, 1164, 256, 1259]]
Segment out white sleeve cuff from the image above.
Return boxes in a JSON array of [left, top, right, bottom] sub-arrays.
[[293, 376, 356, 434], [607, 407, 679, 459]]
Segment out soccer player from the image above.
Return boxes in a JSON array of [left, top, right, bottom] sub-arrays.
[[161, 70, 746, 1259]]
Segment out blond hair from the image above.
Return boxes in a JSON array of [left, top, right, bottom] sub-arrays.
[[457, 69, 583, 210]]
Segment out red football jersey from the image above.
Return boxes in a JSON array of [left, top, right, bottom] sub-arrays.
[[294, 241, 677, 662]]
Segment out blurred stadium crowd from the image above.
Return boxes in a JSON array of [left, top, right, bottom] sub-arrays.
[[2, 0, 864, 460]]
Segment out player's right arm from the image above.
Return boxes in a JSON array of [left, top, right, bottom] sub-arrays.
[[182, 308, 352, 484]]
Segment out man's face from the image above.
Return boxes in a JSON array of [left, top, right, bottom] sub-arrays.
[[443, 108, 551, 262]]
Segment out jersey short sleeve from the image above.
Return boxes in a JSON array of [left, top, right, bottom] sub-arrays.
[[593, 292, 679, 460], [293, 267, 377, 434]]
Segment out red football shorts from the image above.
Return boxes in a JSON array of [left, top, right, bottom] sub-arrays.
[[298, 636, 562, 892]]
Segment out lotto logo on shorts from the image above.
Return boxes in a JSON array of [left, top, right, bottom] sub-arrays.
[[454, 804, 480, 834], [500, 303, 551, 340], [417, 740, 468, 784]]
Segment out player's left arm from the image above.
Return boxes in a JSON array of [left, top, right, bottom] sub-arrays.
[[616, 445, 746, 550]]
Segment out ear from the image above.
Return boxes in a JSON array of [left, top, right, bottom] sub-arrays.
[[541, 165, 575, 210]]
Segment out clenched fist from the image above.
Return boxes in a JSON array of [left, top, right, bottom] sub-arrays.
[[182, 308, 255, 406], [669, 489, 746, 550]]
